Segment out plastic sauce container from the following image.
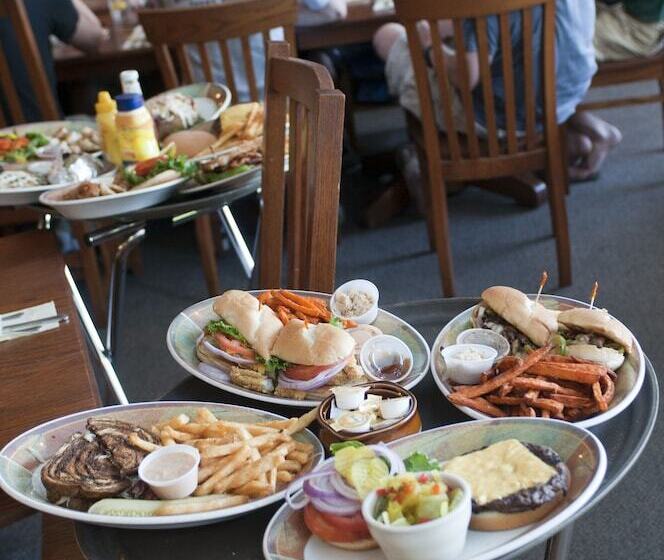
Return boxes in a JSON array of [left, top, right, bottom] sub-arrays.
[[138, 444, 200, 500], [94, 91, 122, 165], [115, 93, 160, 162], [120, 69, 143, 95]]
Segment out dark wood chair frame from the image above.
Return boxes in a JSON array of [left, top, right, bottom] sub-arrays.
[[394, 0, 571, 296]]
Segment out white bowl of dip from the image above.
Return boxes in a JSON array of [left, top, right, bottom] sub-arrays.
[[331, 279, 379, 325], [440, 343, 497, 385], [138, 444, 200, 500]]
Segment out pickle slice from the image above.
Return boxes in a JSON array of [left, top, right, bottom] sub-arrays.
[[348, 457, 389, 498]]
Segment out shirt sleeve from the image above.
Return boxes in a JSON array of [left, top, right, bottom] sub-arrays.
[[50, 0, 80, 43], [301, 0, 329, 11], [462, 16, 500, 57]]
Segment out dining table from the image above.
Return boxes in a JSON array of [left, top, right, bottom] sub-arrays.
[[73, 297, 659, 560]]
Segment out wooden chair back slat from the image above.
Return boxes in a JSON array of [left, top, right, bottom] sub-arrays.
[[522, 8, 538, 150], [260, 42, 345, 292], [218, 40, 239, 100], [451, 19, 481, 158], [499, 13, 519, 154], [0, 0, 59, 123], [262, 31, 271, 52], [197, 43, 214, 83], [475, 17, 500, 156], [139, 0, 297, 97], [240, 35, 259, 101], [175, 43, 195, 84], [154, 44, 179, 89], [428, 21, 461, 160]]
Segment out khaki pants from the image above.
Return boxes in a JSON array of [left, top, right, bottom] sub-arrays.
[[594, 3, 664, 61]]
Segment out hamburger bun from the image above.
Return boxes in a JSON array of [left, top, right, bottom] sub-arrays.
[[470, 490, 565, 531], [271, 320, 355, 365], [481, 286, 558, 347], [566, 344, 625, 371], [324, 538, 377, 551], [163, 130, 217, 157], [136, 169, 181, 189], [212, 290, 282, 359], [557, 308, 633, 352]]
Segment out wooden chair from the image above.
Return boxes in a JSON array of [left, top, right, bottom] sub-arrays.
[[139, 0, 298, 295], [578, 53, 664, 148], [0, 0, 60, 125], [260, 42, 345, 292], [394, 0, 571, 296]]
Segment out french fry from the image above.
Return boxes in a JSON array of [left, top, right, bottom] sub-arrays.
[[498, 383, 513, 397], [167, 414, 191, 429], [278, 460, 303, 473], [448, 393, 507, 417], [196, 408, 218, 424], [511, 377, 561, 393], [454, 346, 550, 398], [287, 451, 309, 465], [525, 397, 565, 415], [276, 470, 295, 483], [128, 433, 161, 453], [541, 409, 551, 418], [550, 394, 594, 408], [592, 381, 608, 412], [284, 407, 318, 435], [527, 362, 605, 385], [195, 445, 252, 496], [234, 480, 272, 498]]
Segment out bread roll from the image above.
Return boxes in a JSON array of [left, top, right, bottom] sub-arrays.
[[481, 286, 558, 347], [271, 319, 355, 365], [212, 290, 282, 359]]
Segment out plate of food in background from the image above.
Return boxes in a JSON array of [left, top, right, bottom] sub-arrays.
[[0, 402, 322, 529], [0, 121, 108, 205], [263, 417, 606, 560], [167, 283, 431, 407], [39, 151, 195, 219], [431, 285, 645, 428], [146, 83, 232, 142]]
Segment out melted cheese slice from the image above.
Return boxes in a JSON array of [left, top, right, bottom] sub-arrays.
[[443, 439, 557, 506]]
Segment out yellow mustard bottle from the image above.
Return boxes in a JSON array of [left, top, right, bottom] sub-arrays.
[[95, 91, 122, 166], [115, 93, 160, 162]]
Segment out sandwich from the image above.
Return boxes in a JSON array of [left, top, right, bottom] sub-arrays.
[[557, 307, 632, 370], [197, 290, 286, 394], [120, 152, 196, 190], [472, 286, 559, 353], [195, 139, 262, 184], [271, 319, 365, 400], [443, 439, 569, 531], [41, 418, 156, 509]]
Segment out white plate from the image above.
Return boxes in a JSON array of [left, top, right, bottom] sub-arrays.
[[39, 173, 188, 220], [179, 165, 261, 195], [166, 291, 431, 408], [431, 295, 645, 429], [0, 401, 323, 529], [263, 418, 607, 560], [0, 120, 106, 206]]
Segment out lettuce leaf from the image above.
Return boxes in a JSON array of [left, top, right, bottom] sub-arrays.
[[329, 441, 364, 455], [205, 319, 248, 344], [404, 452, 440, 472]]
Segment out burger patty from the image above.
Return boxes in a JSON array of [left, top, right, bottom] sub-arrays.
[[472, 443, 569, 514]]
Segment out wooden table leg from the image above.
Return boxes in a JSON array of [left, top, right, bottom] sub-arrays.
[[42, 515, 85, 560], [194, 214, 221, 296], [71, 221, 107, 325]]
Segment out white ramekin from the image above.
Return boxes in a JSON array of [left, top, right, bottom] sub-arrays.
[[330, 279, 380, 324], [441, 343, 498, 385], [138, 444, 200, 500]]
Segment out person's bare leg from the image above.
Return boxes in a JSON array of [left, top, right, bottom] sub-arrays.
[[567, 111, 622, 177], [566, 129, 595, 181], [373, 23, 406, 61]]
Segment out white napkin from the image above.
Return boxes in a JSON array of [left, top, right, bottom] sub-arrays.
[[0, 302, 61, 343]]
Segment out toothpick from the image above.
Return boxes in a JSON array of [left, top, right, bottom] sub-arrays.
[[589, 281, 599, 309], [535, 271, 548, 304]]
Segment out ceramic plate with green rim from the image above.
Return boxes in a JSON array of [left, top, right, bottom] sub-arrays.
[[166, 291, 431, 408], [431, 294, 645, 429], [0, 401, 323, 529], [263, 418, 607, 560]]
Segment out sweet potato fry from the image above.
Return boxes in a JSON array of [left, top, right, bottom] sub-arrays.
[[448, 393, 507, 417], [454, 346, 551, 398], [496, 356, 522, 372], [592, 381, 608, 412], [486, 395, 524, 406], [527, 362, 605, 385], [525, 397, 565, 415], [550, 394, 594, 408], [497, 383, 513, 397], [520, 404, 536, 417], [511, 377, 561, 393], [541, 409, 551, 418]]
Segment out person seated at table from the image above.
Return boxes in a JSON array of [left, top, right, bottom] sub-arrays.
[[0, 0, 106, 122], [148, 0, 347, 101], [372, 2, 618, 182], [595, 0, 664, 61]]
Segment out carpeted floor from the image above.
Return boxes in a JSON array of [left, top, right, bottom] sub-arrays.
[[2, 81, 663, 559]]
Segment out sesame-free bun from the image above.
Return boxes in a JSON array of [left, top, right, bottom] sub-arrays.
[[212, 290, 282, 359], [271, 319, 355, 365], [470, 490, 565, 531], [326, 538, 377, 551], [557, 308, 633, 352], [163, 129, 217, 157], [481, 286, 559, 347]]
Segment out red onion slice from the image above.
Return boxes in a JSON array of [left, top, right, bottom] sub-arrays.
[[198, 363, 230, 381], [330, 472, 359, 500], [277, 354, 352, 391], [310, 496, 361, 516], [371, 443, 406, 475], [285, 465, 334, 510], [198, 333, 257, 366]]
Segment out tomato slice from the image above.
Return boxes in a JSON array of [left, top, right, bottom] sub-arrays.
[[318, 510, 370, 536], [303, 505, 369, 543], [282, 363, 330, 381], [214, 333, 256, 360], [134, 155, 166, 177]]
